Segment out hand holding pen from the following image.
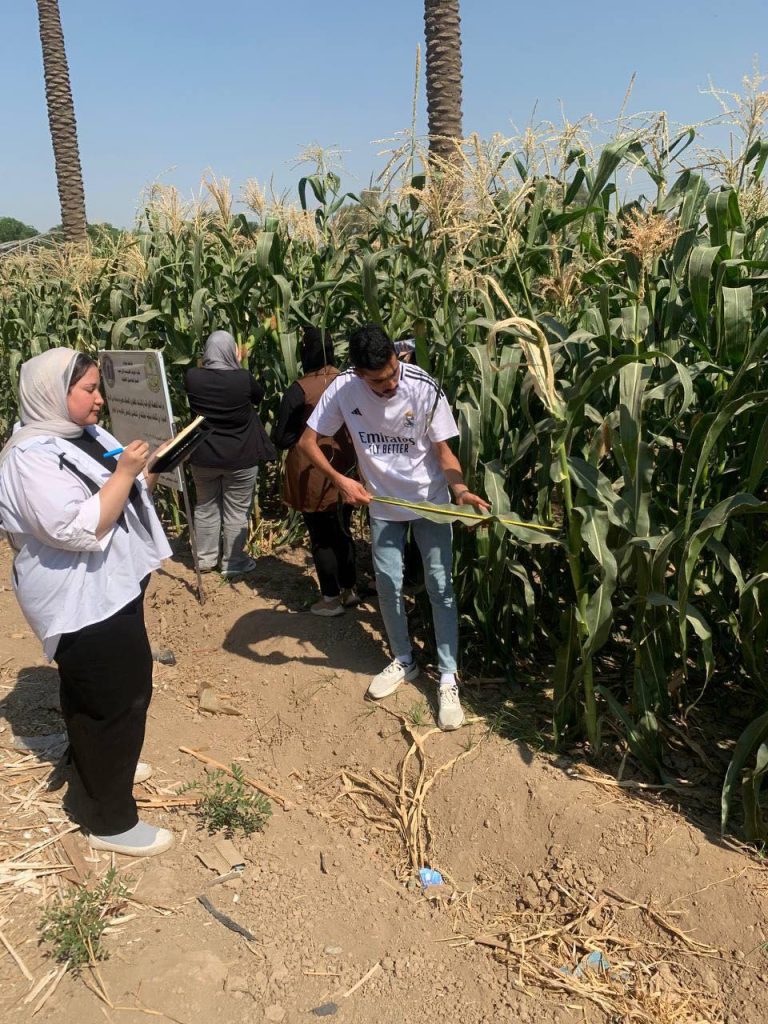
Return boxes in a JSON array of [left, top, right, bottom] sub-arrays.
[[111, 440, 150, 479], [105, 439, 173, 472]]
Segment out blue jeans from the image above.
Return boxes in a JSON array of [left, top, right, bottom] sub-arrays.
[[370, 518, 458, 674]]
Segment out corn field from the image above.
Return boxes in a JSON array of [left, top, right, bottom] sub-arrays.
[[3, 92, 768, 839]]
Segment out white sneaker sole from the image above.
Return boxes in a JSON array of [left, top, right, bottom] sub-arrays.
[[88, 829, 174, 858], [367, 664, 419, 700], [133, 761, 152, 785], [438, 713, 465, 731], [310, 605, 345, 617]]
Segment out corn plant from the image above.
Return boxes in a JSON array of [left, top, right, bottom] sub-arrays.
[[3, 105, 768, 838]]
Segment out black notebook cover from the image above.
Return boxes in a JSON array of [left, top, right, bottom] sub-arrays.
[[150, 416, 211, 474]]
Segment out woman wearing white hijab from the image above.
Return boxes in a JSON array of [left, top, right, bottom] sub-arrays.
[[184, 330, 276, 577], [0, 348, 174, 857]]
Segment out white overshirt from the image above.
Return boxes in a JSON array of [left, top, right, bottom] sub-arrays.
[[0, 424, 172, 660], [308, 363, 459, 522]]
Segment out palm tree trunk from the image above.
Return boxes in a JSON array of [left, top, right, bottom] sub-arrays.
[[36, 0, 87, 242], [424, 0, 464, 163]]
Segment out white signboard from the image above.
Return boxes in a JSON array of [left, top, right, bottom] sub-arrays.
[[99, 349, 182, 491]]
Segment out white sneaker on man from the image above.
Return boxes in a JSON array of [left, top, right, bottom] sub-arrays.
[[437, 684, 465, 731], [367, 658, 419, 699]]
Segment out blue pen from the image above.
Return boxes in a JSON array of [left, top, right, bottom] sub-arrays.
[[102, 446, 124, 458]]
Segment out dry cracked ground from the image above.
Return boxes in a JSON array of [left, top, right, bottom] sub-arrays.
[[1, 537, 767, 1024]]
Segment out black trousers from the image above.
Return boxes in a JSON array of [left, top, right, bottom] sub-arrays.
[[54, 578, 152, 835], [302, 506, 357, 597]]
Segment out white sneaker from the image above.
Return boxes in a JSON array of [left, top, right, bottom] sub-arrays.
[[88, 821, 174, 858], [133, 761, 152, 785], [221, 557, 258, 579], [367, 659, 419, 700], [437, 684, 465, 731], [310, 596, 345, 617]]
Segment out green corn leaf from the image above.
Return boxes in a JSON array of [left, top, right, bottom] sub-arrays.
[[191, 287, 208, 346], [553, 608, 581, 742], [740, 572, 768, 695], [688, 245, 725, 332], [745, 138, 768, 180], [596, 685, 666, 781], [706, 188, 742, 248], [718, 285, 752, 361], [279, 331, 298, 383], [682, 391, 768, 530], [110, 308, 162, 347], [369, 497, 559, 541], [586, 135, 643, 207], [484, 459, 511, 515], [579, 507, 617, 657], [567, 457, 634, 530], [272, 274, 292, 317], [678, 494, 768, 661], [722, 711, 768, 833], [645, 591, 714, 682], [361, 251, 382, 323], [255, 232, 276, 274], [457, 401, 480, 483]]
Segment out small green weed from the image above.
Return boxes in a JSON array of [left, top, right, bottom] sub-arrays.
[[487, 703, 547, 751], [40, 869, 129, 970], [179, 763, 272, 836], [407, 701, 429, 727]]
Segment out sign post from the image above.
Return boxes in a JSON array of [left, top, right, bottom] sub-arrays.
[[99, 350, 205, 604]]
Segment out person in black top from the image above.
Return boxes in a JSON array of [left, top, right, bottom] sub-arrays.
[[273, 327, 359, 616], [184, 330, 276, 578]]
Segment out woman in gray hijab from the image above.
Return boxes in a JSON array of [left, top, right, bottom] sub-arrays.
[[184, 331, 276, 577]]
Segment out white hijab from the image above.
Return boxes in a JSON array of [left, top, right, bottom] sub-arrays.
[[0, 348, 83, 469]]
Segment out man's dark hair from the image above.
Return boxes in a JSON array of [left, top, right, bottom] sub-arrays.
[[68, 352, 98, 389], [301, 326, 336, 373], [348, 323, 395, 371]]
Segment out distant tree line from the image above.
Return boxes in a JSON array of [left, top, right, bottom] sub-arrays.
[[0, 217, 125, 244]]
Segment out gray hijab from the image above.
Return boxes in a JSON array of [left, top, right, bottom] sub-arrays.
[[0, 348, 83, 469], [202, 331, 241, 371]]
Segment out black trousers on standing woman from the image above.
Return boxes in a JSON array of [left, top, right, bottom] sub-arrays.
[[302, 505, 357, 597], [54, 576, 152, 835]]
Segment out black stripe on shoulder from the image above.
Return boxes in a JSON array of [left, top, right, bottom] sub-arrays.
[[330, 369, 356, 389], [404, 366, 439, 383], [403, 367, 444, 397], [403, 367, 438, 386]]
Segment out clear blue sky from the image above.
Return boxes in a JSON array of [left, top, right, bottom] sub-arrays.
[[1, 0, 766, 230]]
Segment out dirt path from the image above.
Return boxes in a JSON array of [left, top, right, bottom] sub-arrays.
[[1, 538, 767, 1024]]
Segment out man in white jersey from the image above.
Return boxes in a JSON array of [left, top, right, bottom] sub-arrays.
[[299, 323, 489, 730]]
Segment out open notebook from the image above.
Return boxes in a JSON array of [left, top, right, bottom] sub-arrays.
[[149, 415, 212, 474]]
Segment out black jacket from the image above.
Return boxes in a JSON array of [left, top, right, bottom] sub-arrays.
[[184, 367, 276, 469]]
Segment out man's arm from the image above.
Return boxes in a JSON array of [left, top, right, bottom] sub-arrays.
[[298, 427, 371, 506], [433, 440, 491, 512]]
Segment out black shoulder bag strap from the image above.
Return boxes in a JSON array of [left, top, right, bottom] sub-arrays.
[[56, 450, 130, 533], [64, 432, 153, 534]]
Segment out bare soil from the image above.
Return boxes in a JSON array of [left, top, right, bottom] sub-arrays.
[[1, 536, 766, 1024]]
